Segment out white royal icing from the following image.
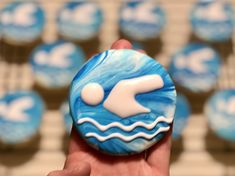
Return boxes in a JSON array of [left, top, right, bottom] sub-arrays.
[[175, 48, 214, 73], [86, 126, 170, 142], [34, 43, 75, 68], [217, 97, 235, 115], [81, 83, 104, 106], [122, 2, 157, 23], [78, 116, 173, 131], [103, 75, 164, 118], [195, 2, 227, 21], [1, 3, 36, 26], [0, 97, 34, 122]]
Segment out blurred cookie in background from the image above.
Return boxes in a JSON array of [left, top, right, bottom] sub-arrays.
[[0, 91, 45, 146], [57, 2, 103, 41], [169, 43, 221, 93], [30, 40, 85, 109], [0, 2, 45, 45], [190, 0, 234, 42], [119, 1, 166, 41], [173, 94, 191, 140], [205, 89, 235, 141]]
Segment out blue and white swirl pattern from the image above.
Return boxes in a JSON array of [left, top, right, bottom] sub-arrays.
[[169, 43, 221, 93], [30, 40, 85, 89], [119, 1, 166, 41], [190, 0, 234, 42], [0, 91, 44, 144], [0, 2, 45, 44], [205, 90, 235, 141], [57, 2, 103, 41], [70, 49, 176, 155], [173, 94, 191, 139], [60, 101, 73, 134]]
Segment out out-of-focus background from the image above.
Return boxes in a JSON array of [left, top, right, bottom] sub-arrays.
[[0, 0, 235, 176]]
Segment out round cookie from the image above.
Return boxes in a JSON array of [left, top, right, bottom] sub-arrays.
[[169, 43, 221, 93], [70, 49, 176, 155], [60, 101, 73, 134], [57, 2, 103, 41], [205, 90, 235, 141], [0, 91, 44, 144], [0, 2, 45, 45], [119, 1, 166, 41], [30, 40, 85, 89], [172, 94, 191, 139], [190, 0, 234, 42]]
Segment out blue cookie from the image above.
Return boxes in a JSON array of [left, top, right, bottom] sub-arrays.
[[60, 101, 73, 134], [0, 2, 45, 44], [30, 40, 85, 89], [57, 2, 103, 41], [119, 1, 166, 41], [0, 91, 44, 144], [172, 94, 191, 139], [169, 43, 221, 93], [190, 0, 234, 42], [70, 49, 176, 155], [205, 90, 235, 141]]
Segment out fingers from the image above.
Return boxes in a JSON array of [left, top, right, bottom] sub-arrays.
[[110, 39, 132, 49], [146, 126, 172, 176], [48, 162, 91, 176]]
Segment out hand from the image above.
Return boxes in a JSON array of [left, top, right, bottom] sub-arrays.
[[48, 39, 172, 176]]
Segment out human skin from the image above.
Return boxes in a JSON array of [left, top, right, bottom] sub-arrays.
[[48, 39, 172, 176]]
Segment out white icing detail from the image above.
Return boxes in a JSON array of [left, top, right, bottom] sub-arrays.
[[81, 83, 104, 106], [0, 97, 34, 122], [62, 3, 97, 25], [34, 43, 76, 68], [103, 75, 164, 118], [86, 126, 170, 142], [175, 48, 214, 73], [217, 97, 235, 115], [195, 2, 227, 21], [78, 116, 173, 131], [1, 3, 36, 26], [122, 2, 157, 23]]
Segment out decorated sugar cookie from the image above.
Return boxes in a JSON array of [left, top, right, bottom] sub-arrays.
[[30, 41, 85, 89], [172, 94, 191, 139], [205, 90, 235, 141], [60, 101, 73, 134], [119, 1, 166, 41], [57, 2, 103, 41], [0, 91, 44, 144], [70, 49, 176, 155], [190, 0, 234, 42], [169, 43, 221, 93], [0, 2, 45, 44]]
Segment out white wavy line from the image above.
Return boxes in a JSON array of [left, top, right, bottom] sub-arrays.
[[77, 116, 173, 132], [85, 126, 170, 142]]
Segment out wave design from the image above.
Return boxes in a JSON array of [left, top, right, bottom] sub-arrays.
[[77, 116, 173, 132], [86, 126, 170, 142]]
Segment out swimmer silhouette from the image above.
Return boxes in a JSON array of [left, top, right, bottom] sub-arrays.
[[81, 75, 164, 118], [0, 97, 34, 122]]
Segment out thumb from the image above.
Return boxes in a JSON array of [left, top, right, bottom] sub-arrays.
[[47, 162, 91, 176]]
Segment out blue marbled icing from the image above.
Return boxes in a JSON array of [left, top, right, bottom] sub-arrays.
[[0, 2, 45, 44], [205, 90, 235, 141], [70, 49, 176, 155], [169, 43, 221, 93], [190, 0, 235, 42], [57, 2, 103, 41], [119, 2, 166, 41], [60, 101, 73, 134], [172, 94, 191, 139], [0, 91, 44, 144], [30, 40, 85, 89]]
